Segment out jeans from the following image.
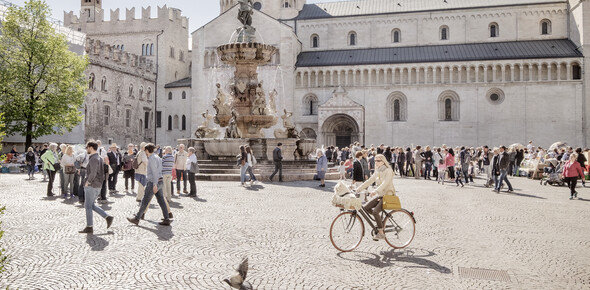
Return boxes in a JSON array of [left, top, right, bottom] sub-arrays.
[[175, 169, 187, 191], [59, 169, 65, 194], [78, 169, 86, 201], [246, 164, 257, 181], [461, 163, 469, 183], [240, 165, 248, 184], [108, 168, 119, 190], [83, 186, 108, 227], [397, 162, 405, 176], [270, 162, 283, 181], [495, 169, 513, 191], [424, 162, 432, 179], [188, 172, 196, 195], [162, 174, 172, 201], [63, 173, 75, 194], [136, 181, 169, 220], [27, 164, 35, 177]]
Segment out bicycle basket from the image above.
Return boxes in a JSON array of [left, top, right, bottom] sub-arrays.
[[382, 195, 402, 210]]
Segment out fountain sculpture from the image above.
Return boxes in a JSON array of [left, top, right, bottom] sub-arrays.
[[188, 0, 316, 163]]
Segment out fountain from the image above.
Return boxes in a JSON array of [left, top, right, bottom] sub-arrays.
[[181, 0, 322, 180]]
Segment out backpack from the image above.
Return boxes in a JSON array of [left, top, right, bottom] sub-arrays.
[[132, 154, 142, 169]]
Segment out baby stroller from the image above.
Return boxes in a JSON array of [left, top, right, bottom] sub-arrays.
[[540, 159, 565, 186]]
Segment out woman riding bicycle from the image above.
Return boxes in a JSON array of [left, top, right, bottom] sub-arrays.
[[356, 154, 396, 241]]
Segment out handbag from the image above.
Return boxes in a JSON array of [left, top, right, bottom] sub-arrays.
[[382, 195, 402, 210], [190, 162, 200, 174], [64, 165, 76, 174], [52, 162, 61, 171]]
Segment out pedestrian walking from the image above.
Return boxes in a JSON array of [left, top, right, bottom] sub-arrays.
[[576, 148, 586, 187], [397, 148, 406, 177], [455, 166, 464, 187], [459, 146, 471, 184], [127, 144, 172, 226], [40, 143, 59, 196], [245, 146, 257, 185], [564, 153, 584, 199], [135, 142, 148, 202], [351, 151, 364, 187], [494, 146, 514, 193], [437, 148, 447, 185], [316, 149, 328, 187], [78, 141, 114, 234], [269, 143, 283, 182], [446, 148, 455, 180], [405, 148, 414, 177]]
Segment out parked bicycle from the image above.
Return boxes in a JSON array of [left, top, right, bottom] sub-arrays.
[[330, 190, 416, 252]]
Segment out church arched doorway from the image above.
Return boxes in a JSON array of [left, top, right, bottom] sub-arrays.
[[321, 114, 360, 148]]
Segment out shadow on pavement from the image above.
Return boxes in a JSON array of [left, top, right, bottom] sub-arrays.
[[138, 223, 175, 241], [86, 232, 112, 251], [337, 248, 451, 274], [169, 201, 185, 209], [502, 191, 546, 199]]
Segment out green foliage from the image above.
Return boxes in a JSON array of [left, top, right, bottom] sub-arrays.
[[0, 0, 88, 149]]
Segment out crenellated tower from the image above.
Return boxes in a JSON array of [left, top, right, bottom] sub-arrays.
[[80, 0, 102, 22]]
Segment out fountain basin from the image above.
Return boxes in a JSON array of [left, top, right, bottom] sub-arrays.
[[217, 43, 277, 65]]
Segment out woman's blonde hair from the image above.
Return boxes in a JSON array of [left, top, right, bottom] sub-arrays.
[[65, 145, 74, 155], [28, 147, 33, 152], [374, 154, 391, 169], [48, 143, 58, 151], [164, 146, 172, 153], [570, 153, 578, 161]]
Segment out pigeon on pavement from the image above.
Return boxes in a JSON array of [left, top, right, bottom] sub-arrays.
[[224, 257, 252, 290]]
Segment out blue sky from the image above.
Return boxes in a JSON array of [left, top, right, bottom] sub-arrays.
[[7, 0, 336, 33]]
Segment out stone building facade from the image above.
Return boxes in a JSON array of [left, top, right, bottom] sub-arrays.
[[84, 38, 156, 146], [192, 0, 590, 148], [65, 0, 191, 146]]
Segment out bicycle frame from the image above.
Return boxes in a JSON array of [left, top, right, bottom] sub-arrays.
[[343, 207, 417, 236]]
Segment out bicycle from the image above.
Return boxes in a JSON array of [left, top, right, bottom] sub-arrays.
[[330, 191, 416, 252]]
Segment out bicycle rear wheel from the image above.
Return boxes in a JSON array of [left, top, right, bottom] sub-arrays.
[[330, 211, 364, 252], [383, 210, 415, 249]]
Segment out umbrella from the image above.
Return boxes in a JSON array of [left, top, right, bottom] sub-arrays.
[[549, 142, 567, 151], [509, 143, 525, 150]]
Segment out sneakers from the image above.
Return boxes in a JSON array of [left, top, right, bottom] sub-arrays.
[[250, 180, 254, 186], [78, 226, 93, 234], [106, 216, 114, 229], [574, 191, 578, 198], [372, 232, 385, 241], [569, 196, 574, 200]]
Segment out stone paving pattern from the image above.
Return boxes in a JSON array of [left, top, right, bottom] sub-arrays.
[[0, 173, 589, 289]]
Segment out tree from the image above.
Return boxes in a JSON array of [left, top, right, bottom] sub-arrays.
[[0, 0, 88, 150], [0, 113, 6, 274]]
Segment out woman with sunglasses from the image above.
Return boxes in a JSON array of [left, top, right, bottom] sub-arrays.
[[356, 154, 396, 241]]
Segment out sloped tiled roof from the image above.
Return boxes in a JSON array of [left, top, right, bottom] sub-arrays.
[[296, 39, 582, 67], [295, 0, 566, 19], [164, 77, 192, 88]]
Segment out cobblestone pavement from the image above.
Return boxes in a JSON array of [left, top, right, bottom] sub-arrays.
[[0, 173, 589, 289]]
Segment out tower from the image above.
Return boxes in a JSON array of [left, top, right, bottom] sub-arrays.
[[81, 0, 102, 22]]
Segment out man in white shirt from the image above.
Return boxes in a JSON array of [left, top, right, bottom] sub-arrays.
[[174, 144, 189, 194]]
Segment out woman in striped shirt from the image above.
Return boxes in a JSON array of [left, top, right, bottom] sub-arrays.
[[162, 146, 175, 203]]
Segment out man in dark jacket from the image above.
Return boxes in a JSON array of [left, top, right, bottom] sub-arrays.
[[494, 146, 514, 193], [405, 148, 414, 177], [325, 146, 333, 163], [269, 143, 283, 182], [79, 141, 114, 234], [107, 144, 121, 194]]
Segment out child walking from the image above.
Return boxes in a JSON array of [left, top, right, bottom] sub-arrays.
[[338, 161, 346, 180]]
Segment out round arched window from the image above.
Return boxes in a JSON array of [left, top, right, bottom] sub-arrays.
[[486, 88, 505, 105], [490, 94, 499, 102]]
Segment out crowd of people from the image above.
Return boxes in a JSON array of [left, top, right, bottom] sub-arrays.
[[317, 141, 588, 199], [11, 141, 200, 233]]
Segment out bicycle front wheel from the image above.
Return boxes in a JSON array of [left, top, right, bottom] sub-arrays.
[[330, 211, 364, 252], [383, 210, 415, 249]]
